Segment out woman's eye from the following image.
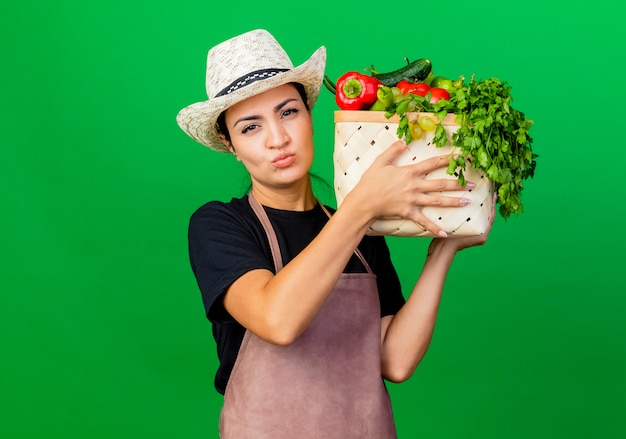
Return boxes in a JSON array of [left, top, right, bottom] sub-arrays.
[[241, 124, 259, 134], [282, 108, 299, 118]]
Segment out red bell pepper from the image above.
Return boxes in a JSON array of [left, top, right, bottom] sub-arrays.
[[335, 72, 382, 110]]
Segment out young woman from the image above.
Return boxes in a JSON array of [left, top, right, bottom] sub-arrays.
[[177, 29, 495, 439]]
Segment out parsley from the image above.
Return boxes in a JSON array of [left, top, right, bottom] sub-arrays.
[[389, 76, 537, 219]]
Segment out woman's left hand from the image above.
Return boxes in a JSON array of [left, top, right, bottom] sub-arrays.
[[430, 192, 498, 255]]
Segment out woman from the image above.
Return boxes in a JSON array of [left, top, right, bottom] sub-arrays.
[[177, 29, 495, 438]]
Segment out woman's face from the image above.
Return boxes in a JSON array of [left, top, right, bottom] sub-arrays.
[[222, 84, 314, 192]]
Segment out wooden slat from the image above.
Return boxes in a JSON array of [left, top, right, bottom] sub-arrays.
[[334, 110, 460, 126]]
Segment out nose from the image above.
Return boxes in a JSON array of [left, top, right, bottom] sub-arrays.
[[265, 121, 289, 149]]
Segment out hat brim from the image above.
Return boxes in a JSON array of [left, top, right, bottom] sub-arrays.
[[176, 46, 327, 152]]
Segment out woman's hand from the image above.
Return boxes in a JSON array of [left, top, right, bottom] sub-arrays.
[[344, 140, 473, 237], [428, 192, 498, 256]]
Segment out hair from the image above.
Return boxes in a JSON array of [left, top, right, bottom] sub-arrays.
[[215, 82, 310, 144]]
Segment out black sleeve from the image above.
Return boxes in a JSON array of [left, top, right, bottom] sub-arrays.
[[188, 201, 273, 323]]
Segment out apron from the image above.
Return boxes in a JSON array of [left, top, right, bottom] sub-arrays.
[[219, 195, 397, 439]]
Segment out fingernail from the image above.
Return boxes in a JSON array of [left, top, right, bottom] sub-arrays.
[[466, 182, 476, 189], [461, 198, 472, 206], [438, 230, 448, 238]]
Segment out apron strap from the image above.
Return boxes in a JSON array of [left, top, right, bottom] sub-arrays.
[[247, 194, 373, 275], [248, 193, 284, 272], [318, 204, 373, 275]]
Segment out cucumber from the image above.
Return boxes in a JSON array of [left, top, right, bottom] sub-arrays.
[[371, 58, 432, 87]]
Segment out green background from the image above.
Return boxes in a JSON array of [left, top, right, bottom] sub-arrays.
[[2, 1, 625, 438]]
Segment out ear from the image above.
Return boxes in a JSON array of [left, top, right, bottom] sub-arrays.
[[219, 135, 237, 156], [222, 140, 241, 161], [230, 146, 240, 161]]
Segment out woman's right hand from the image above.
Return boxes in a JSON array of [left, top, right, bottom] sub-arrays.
[[344, 140, 473, 238]]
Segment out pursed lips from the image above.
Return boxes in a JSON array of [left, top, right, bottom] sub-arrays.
[[271, 152, 296, 168]]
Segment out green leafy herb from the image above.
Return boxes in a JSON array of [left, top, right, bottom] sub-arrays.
[[387, 76, 537, 219]]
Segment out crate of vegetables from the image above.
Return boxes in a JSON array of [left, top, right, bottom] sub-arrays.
[[334, 110, 494, 237], [325, 58, 537, 237]]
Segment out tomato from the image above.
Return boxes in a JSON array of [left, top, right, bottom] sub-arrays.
[[396, 80, 412, 94], [412, 82, 431, 97], [397, 80, 430, 97], [429, 87, 450, 103]]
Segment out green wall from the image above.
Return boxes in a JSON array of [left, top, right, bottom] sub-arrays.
[[2, 1, 625, 438]]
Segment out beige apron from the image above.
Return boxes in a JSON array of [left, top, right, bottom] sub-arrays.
[[219, 195, 397, 438]]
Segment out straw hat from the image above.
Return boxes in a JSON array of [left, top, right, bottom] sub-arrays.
[[176, 29, 327, 152]]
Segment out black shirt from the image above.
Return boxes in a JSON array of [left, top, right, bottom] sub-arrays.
[[188, 196, 405, 394]]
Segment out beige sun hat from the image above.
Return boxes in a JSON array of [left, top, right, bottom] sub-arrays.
[[176, 29, 327, 152]]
